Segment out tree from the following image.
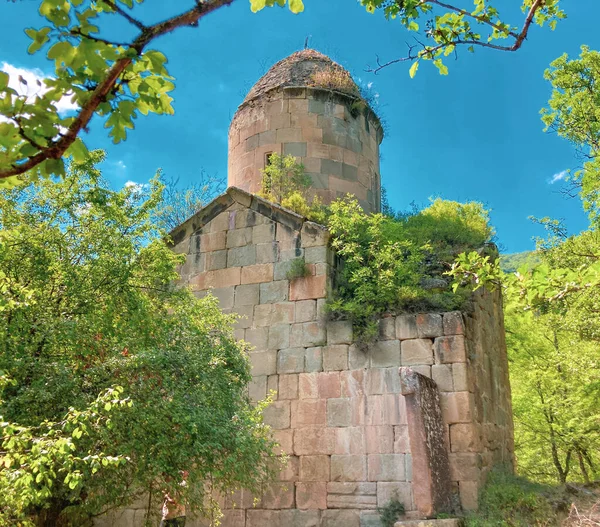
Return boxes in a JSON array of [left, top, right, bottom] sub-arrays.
[[153, 170, 225, 232], [446, 46, 600, 484], [0, 151, 279, 526], [0, 0, 564, 185]]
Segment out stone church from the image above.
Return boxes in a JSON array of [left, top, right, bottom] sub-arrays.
[[102, 49, 514, 527]]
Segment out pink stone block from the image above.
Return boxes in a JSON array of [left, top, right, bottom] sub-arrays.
[[340, 370, 366, 397], [434, 335, 467, 364], [299, 455, 330, 481], [334, 427, 366, 455], [278, 374, 299, 400], [290, 274, 327, 301], [330, 455, 367, 481], [365, 425, 394, 454], [296, 482, 327, 509], [257, 482, 294, 509], [291, 399, 327, 427], [241, 263, 274, 284], [294, 427, 335, 455]]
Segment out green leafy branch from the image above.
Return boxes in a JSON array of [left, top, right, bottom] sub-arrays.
[[0, 0, 236, 184], [363, 0, 565, 76]]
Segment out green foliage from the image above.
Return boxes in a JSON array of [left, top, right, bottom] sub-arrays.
[[327, 197, 493, 340], [259, 153, 326, 223], [259, 153, 311, 204], [506, 305, 600, 485], [286, 257, 311, 280], [362, 0, 565, 75], [0, 152, 279, 526], [464, 470, 559, 526], [499, 251, 541, 274], [542, 46, 600, 224], [377, 495, 405, 527]]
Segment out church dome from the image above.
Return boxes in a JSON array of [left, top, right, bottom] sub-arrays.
[[244, 49, 360, 104]]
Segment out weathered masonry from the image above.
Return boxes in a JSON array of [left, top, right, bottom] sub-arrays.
[[97, 50, 514, 527]]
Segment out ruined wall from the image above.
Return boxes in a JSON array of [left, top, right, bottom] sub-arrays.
[[96, 188, 514, 527], [228, 86, 383, 213]]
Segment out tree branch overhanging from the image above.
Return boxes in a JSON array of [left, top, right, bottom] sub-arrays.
[[0, 0, 236, 181], [366, 0, 545, 74]]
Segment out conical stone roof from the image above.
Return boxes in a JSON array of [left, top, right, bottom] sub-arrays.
[[243, 49, 360, 104]]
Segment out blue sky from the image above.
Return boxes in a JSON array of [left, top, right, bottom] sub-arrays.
[[1, 1, 599, 253]]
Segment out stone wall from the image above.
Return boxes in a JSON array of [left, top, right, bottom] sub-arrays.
[[96, 188, 514, 527], [228, 87, 383, 213]]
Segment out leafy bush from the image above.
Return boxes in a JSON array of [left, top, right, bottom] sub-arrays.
[[327, 197, 493, 340], [377, 495, 405, 527], [464, 470, 559, 527], [259, 153, 311, 204], [286, 257, 311, 280]]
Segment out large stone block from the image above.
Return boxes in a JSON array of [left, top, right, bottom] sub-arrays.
[[241, 263, 274, 284], [271, 302, 295, 325], [416, 314, 443, 338], [295, 300, 317, 323], [278, 347, 304, 373], [294, 427, 335, 455], [227, 245, 256, 267], [260, 280, 289, 304], [256, 241, 279, 264], [367, 454, 406, 481], [450, 423, 482, 453], [245, 327, 268, 350], [449, 453, 480, 481], [443, 311, 465, 336], [440, 392, 474, 424], [290, 321, 327, 348], [331, 455, 368, 481], [401, 339, 434, 366], [290, 274, 327, 301], [262, 400, 291, 429], [323, 344, 349, 371], [327, 482, 377, 510], [234, 283, 259, 306], [371, 340, 401, 368], [396, 315, 418, 340], [296, 482, 327, 509], [190, 267, 241, 290], [376, 482, 413, 510], [434, 336, 467, 364], [226, 227, 253, 248], [393, 426, 410, 454], [243, 503, 282, 523], [200, 231, 227, 252], [379, 317, 396, 340], [291, 398, 327, 427], [305, 346, 323, 372], [273, 372, 296, 399], [249, 350, 276, 376], [299, 454, 330, 481], [327, 320, 354, 345], [431, 364, 454, 392], [334, 426, 366, 455], [252, 223, 276, 244], [321, 509, 360, 527], [365, 425, 394, 455], [279, 510, 320, 527], [268, 324, 291, 350], [327, 397, 352, 427]]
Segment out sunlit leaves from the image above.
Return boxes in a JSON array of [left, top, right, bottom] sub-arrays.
[[250, 0, 304, 13], [362, 0, 565, 76], [0, 156, 280, 523]]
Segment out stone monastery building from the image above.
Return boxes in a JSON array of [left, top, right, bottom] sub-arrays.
[[102, 49, 515, 527]]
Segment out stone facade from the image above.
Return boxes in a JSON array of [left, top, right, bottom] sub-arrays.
[[142, 187, 512, 527], [95, 50, 514, 527], [228, 50, 383, 213]]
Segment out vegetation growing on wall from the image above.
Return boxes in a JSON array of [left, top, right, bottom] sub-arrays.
[[258, 157, 493, 340]]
